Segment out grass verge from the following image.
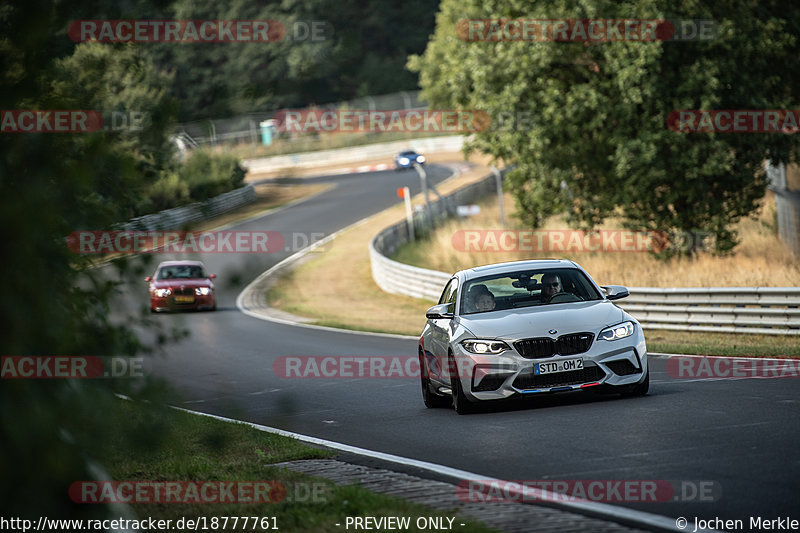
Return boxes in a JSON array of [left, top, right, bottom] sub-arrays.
[[97, 399, 496, 532], [646, 329, 800, 357]]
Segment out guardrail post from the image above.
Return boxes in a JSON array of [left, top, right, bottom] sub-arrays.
[[415, 162, 433, 231], [492, 165, 505, 227]]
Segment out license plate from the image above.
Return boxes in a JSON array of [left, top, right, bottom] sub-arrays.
[[174, 295, 195, 304], [534, 358, 583, 375]]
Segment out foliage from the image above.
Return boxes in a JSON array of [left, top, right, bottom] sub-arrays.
[[147, 0, 440, 120], [411, 0, 800, 253], [0, 0, 183, 518]]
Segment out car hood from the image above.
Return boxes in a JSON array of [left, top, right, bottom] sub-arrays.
[[458, 300, 624, 340], [150, 279, 213, 289]]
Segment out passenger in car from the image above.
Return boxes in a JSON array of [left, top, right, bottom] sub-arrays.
[[474, 292, 496, 312], [466, 284, 494, 312]]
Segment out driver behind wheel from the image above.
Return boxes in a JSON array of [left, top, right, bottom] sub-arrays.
[[541, 273, 562, 302]]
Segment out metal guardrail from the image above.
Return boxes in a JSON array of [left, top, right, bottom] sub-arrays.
[[370, 168, 506, 300], [119, 185, 256, 231], [369, 177, 800, 335]]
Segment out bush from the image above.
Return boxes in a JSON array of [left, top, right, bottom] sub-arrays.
[[179, 151, 246, 202], [145, 151, 246, 213], [147, 171, 190, 212]]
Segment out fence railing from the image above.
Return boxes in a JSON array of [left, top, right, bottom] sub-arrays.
[[176, 91, 425, 148], [119, 185, 256, 231], [369, 173, 800, 335]]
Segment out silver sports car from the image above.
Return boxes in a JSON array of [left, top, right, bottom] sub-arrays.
[[418, 259, 649, 414]]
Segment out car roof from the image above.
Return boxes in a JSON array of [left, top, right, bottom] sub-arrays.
[[156, 260, 206, 268], [459, 259, 578, 280], [398, 150, 418, 154]]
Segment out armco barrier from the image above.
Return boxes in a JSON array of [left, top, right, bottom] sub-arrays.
[[370, 167, 508, 300], [369, 179, 800, 335], [120, 185, 256, 231]]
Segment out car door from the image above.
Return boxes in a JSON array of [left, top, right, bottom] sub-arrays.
[[428, 278, 458, 383]]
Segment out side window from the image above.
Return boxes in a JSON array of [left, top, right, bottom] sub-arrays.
[[438, 280, 454, 304], [447, 280, 459, 312], [438, 278, 458, 313]]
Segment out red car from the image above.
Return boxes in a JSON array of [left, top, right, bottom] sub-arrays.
[[145, 260, 216, 312]]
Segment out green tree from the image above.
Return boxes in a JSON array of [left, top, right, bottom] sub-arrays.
[[146, 0, 440, 120], [411, 0, 800, 252], [1, 0, 181, 518]]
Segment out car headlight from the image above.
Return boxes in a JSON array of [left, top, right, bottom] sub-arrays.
[[416, 155, 426, 163], [461, 339, 510, 355], [599, 321, 635, 341], [195, 287, 212, 296], [398, 157, 409, 165], [154, 288, 172, 297]]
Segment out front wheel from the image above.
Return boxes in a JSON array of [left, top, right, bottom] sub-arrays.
[[448, 353, 476, 415], [621, 369, 649, 397], [420, 354, 449, 408]]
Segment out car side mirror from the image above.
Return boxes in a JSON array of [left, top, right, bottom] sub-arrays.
[[144, 276, 153, 282], [209, 274, 216, 279], [602, 285, 629, 301], [426, 303, 454, 319]]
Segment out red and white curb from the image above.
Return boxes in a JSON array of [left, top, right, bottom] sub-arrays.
[[324, 163, 391, 175]]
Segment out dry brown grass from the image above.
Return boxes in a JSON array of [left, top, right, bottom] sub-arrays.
[[394, 191, 800, 287], [787, 163, 800, 191]]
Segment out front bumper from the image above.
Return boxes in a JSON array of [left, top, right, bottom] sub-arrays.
[[451, 329, 647, 402], [395, 159, 424, 168], [150, 293, 215, 312]]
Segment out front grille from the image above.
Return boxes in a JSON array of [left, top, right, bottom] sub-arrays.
[[512, 364, 606, 390], [173, 287, 194, 296], [514, 333, 594, 359], [514, 338, 555, 358], [606, 359, 641, 376], [557, 333, 594, 355]]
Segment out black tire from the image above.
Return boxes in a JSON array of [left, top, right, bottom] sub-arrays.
[[448, 353, 476, 414], [419, 353, 450, 408], [621, 369, 649, 397]]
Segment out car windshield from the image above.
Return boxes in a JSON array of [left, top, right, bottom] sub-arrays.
[[399, 151, 417, 156], [460, 268, 602, 315], [156, 265, 206, 280]]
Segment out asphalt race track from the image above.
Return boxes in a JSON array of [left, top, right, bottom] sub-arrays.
[[110, 165, 799, 529]]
